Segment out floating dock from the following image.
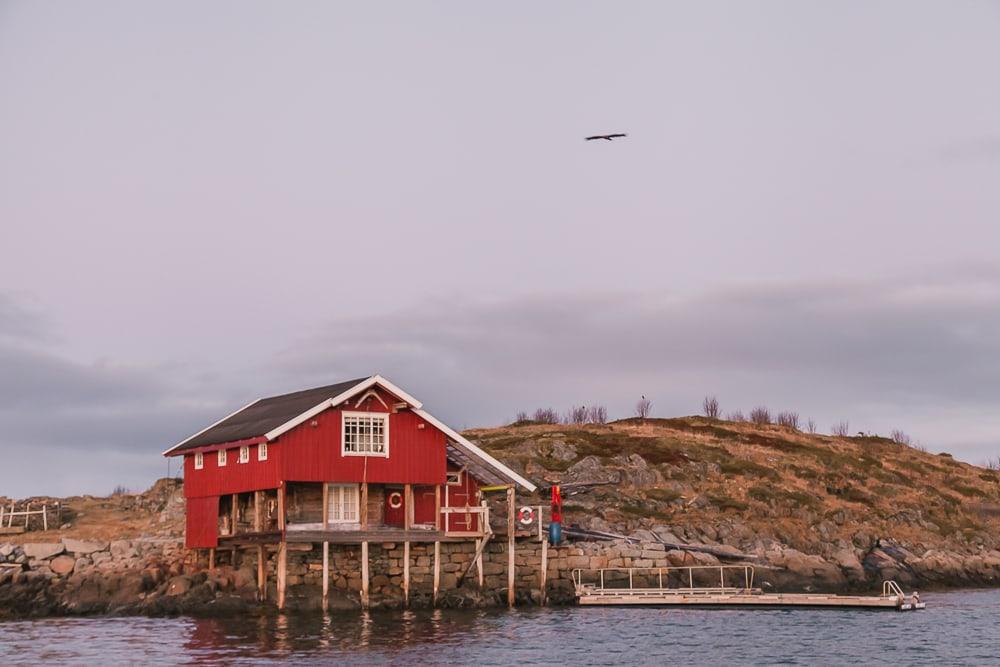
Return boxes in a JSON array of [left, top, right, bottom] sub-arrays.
[[573, 566, 925, 611]]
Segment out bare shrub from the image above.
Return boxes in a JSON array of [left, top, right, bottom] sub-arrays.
[[111, 485, 130, 496], [635, 396, 652, 419], [831, 421, 850, 437], [807, 418, 816, 434], [515, 411, 529, 422], [587, 405, 608, 424], [727, 410, 746, 422], [776, 412, 799, 430], [532, 408, 559, 424], [749, 406, 771, 426], [702, 396, 720, 419], [890, 429, 912, 446], [565, 405, 589, 425], [985, 457, 1000, 471]]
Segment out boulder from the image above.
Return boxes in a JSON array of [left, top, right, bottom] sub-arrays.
[[22, 543, 64, 560], [0, 544, 14, 557], [165, 575, 192, 596], [63, 538, 108, 555], [50, 555, 76, 576]]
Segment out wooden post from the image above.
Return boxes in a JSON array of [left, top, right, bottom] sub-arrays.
[[277, 484, 286, 532], [276, 542, 288, 609], [42, 504, 48, 532], [404, 484, 413, 530], [257, 545, 266, 600], [208, 547, 216, 572], [231, 493, 238, 535], [540, 537, 548, 605], [507, 485, 515, 608], [403, 541, 411, 607], [254, 491, 263, 532], [433, 541, 441, 606], [322, 483, 329, 530], [360, 483, 369, 529], [434, 485, 442, 531], [322, 541, 330, 611], [361, 541, 370, 609]]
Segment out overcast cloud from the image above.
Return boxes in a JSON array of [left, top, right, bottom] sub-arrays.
[[1, 1, 999, 496]]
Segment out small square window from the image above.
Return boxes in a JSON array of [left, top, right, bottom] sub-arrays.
[[258, 442, 268, 461], [218, 449, 227, 467], [239, 445, 250, 463], [446, 471, 462, 486], [194, 452, 204, 470]]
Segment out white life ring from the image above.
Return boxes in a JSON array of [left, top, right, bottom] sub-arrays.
[[388, 491, 403, 509], [517, 506, 535, 525]]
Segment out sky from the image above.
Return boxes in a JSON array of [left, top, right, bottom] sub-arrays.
[[1, 1, 999, 497]]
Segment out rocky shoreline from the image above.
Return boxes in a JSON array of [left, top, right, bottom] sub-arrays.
[[2, 531, 999, 620]]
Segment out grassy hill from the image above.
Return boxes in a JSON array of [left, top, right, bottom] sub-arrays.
[[469, 417, 1000, 557]]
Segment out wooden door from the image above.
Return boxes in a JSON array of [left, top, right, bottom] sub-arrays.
[[383, 487, 405, 527], [413, 485, 438, 526]]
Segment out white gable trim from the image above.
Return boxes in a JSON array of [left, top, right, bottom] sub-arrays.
[[413, 408, 537, 492], [162, 398, 262, 456], [263, 375, 423, 442]]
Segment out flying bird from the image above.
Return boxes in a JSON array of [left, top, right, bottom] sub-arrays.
[[585, 133, 627, 141]]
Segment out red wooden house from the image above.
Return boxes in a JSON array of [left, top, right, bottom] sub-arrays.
[[164, 375, 535, 607]]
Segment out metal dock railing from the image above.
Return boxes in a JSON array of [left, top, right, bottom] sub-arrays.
[[572, 566, 925, 610]]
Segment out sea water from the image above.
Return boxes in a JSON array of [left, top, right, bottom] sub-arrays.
[[1, 588, 996, 665]]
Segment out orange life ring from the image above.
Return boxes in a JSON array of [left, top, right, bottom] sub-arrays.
[[517, 506, 535, 525], [388, 492, 403, 509]]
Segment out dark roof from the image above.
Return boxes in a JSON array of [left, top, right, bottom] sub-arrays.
[[169, 377, 368, 453]]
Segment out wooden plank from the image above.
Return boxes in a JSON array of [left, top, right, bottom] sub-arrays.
[[433, 540, 441, 606], [403, 541, 411, 607], [283, 529, 452, 544], [507, 486, 515, 608], [231, 494, 238, 536], [361, 541, 370, 609], [0, 527, 25, 535], [208, 548, 215, 571]]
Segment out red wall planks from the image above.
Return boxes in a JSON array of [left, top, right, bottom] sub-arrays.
[[279, 407, 447, 485], [185, 496, 220, 548], [183, 441, 281, 499]]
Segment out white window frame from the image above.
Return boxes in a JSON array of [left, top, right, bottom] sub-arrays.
[[218, 449, 227, 467], [239, 445, 250, 463], [341, 411, 390, 457], [326, 483, 360, 524], [258, 442, 268, 461], [446, 471, 462, 486], [194, 452, 204, 470]]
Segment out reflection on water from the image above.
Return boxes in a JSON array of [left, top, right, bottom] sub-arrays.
[[1, 589, 999, 666]]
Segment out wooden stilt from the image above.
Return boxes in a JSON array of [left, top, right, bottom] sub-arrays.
[[361, 541, 370, 609], [254, 491, 263, 532], [322, 483, 329, 530], [404, 484, 414, 530], [540, 537, 548, 606], [276, 542, 288, 610], [507, 485, 516, 608], [476, 538, 484, 588], [208, 547, 215, 572], [257, 545, 266, 601], [433, 541, 441, 606], [322, 541, 330, 611], [403, 541, 411, 608], [231, 493, 238, 536]]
